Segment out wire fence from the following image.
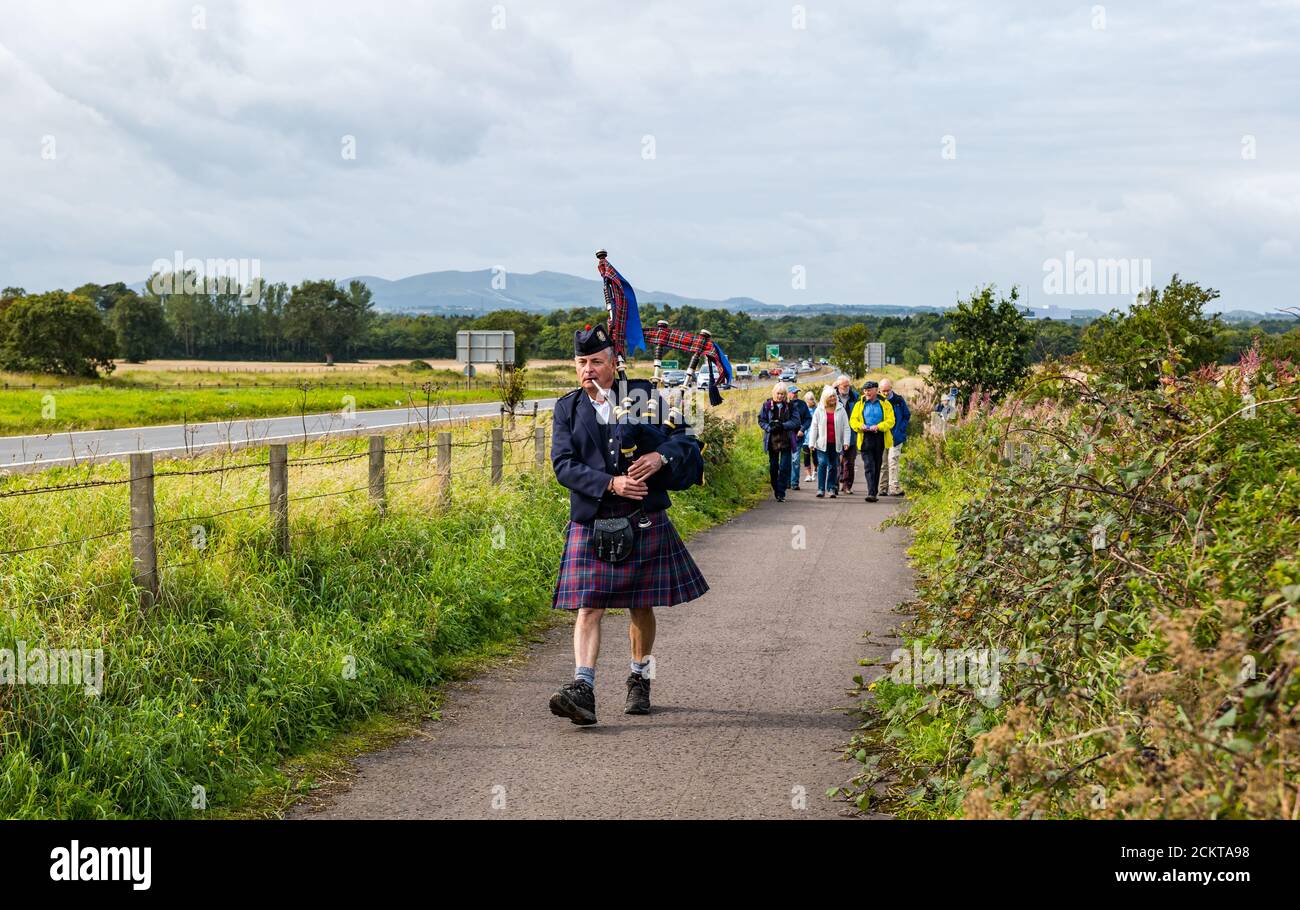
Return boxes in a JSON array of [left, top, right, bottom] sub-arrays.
[[0, 415, 553, 611]]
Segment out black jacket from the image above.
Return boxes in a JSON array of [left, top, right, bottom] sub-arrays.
[[550, 380, 705, 524], [758, 398, 801, 453]]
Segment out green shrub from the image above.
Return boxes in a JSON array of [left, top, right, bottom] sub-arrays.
[[843, 359, 1300, 818]]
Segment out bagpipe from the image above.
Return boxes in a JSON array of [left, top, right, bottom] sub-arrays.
[[596, 249, 733, 411], [595, 249, 729, 500]]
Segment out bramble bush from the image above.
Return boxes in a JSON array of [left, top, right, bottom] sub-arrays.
[[843, 351, 1300, 818]]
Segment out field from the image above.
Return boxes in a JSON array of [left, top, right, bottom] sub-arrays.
[[0, 356, 890, 436], [0, 361, 569, 435], [107, 358, 580, 374]]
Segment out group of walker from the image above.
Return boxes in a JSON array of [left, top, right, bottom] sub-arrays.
[[758, 374, 911, 502]]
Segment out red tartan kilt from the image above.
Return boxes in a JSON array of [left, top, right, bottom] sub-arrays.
[[551, 510, 709, 610]]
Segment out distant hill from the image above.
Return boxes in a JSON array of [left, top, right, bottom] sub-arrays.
[[342, 269, 779, 316], [121, 268, 1281, 322], [342, 269, 963, 318]]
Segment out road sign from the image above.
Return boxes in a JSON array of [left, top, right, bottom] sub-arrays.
[[865, 342, 886, 370], [766, 344, 780, 360], [661, 359, 678, 370], [457, 330, 516, 366], [749, 357, 760, 364]]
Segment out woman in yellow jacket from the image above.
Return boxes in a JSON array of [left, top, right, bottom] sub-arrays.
[[849, 380, 895, 502]]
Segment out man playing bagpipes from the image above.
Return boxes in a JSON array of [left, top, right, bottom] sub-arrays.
[[547, 252, 729, 726]]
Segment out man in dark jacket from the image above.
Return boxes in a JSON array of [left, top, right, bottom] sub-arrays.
[[879, 378, 911, 496], [548, 323, 708, 726], [787, 384, 811, 490]]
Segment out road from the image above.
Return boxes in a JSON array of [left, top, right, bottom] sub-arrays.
[[0, 399, 560, 472], [288, 464, 913, 820], [0, 370, 819, 473]]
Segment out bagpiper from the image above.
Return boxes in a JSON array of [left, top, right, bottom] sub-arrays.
[[547, 322, 709, 725]]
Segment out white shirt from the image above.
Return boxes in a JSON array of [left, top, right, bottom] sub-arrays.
[[587, 385, 613, 424]]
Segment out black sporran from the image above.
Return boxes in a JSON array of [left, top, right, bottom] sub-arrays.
[[592, 514, 637, 563]]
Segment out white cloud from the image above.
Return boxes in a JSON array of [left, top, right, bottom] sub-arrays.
[[0, 0, 1297, 312]]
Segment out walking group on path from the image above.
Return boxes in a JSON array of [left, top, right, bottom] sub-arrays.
[[757, 374, 912, 503], [541, 324, 913, 732]]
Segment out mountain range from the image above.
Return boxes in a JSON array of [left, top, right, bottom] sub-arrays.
[[125, 268, 1280, 323], [344, 268, 1025, 319]]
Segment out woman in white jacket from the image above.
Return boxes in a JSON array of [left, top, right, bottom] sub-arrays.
[[806, 385, 849, 498]]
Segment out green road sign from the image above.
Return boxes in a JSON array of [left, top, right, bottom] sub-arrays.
[[661, 359, 678, 369], [749, 357, 761, 364], [766, 344, 780, 360]]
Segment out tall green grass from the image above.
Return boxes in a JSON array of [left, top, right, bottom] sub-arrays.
[[0, 413, 767, 818]]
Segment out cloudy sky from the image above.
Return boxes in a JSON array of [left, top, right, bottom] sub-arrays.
[[2, 0, 1297, 312]]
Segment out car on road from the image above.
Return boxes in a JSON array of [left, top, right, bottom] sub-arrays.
[[733, 364, 753, 381], [662, 369, 688, 387], [757, 369, 771, 379], [779, 368, 797, 382]]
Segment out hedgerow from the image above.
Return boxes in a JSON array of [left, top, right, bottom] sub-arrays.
[[843, 352, 1300, 818]]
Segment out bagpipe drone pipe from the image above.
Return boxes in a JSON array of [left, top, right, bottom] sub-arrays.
[[595, 249, 734, 483]]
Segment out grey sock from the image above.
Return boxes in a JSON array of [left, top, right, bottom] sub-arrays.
[[630, 658, 649, 678], [574, 666, 595, 688]]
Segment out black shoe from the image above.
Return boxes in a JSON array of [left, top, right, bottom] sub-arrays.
[[550, 679, 597, 725], [625, 672, 651, 715], [830, 491, 837, 498], [777, 496, 785, 502], [816, 491, 824, 498], [866, 494, 878, 502]]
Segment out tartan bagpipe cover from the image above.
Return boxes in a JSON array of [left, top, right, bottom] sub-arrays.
[[597, 256, 645, 362]]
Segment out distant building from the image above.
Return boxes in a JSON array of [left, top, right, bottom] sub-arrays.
[[865, 342, 886, 370]]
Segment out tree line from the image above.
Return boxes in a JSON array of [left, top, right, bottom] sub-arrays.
[[1, 273, 1295, 378], [920, 275, 1300, 400]]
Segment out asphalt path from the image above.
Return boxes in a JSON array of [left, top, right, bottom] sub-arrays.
[[288, 458, 912, 820]]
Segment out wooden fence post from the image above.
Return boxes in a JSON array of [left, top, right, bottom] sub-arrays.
[[129, 452, 158, 612], [535, 424, 546, 470], [437, 431, 452, 507], [269, 444, 288, 555], [368, 435, 386, 514], [491, 428, 503, 484]]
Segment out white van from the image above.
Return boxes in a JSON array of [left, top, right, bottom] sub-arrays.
[[734, 364, 753, 380]]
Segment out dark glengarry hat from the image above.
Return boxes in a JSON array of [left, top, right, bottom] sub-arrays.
[[864, 380, 879, 389], [574, 322, 612, 356]]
